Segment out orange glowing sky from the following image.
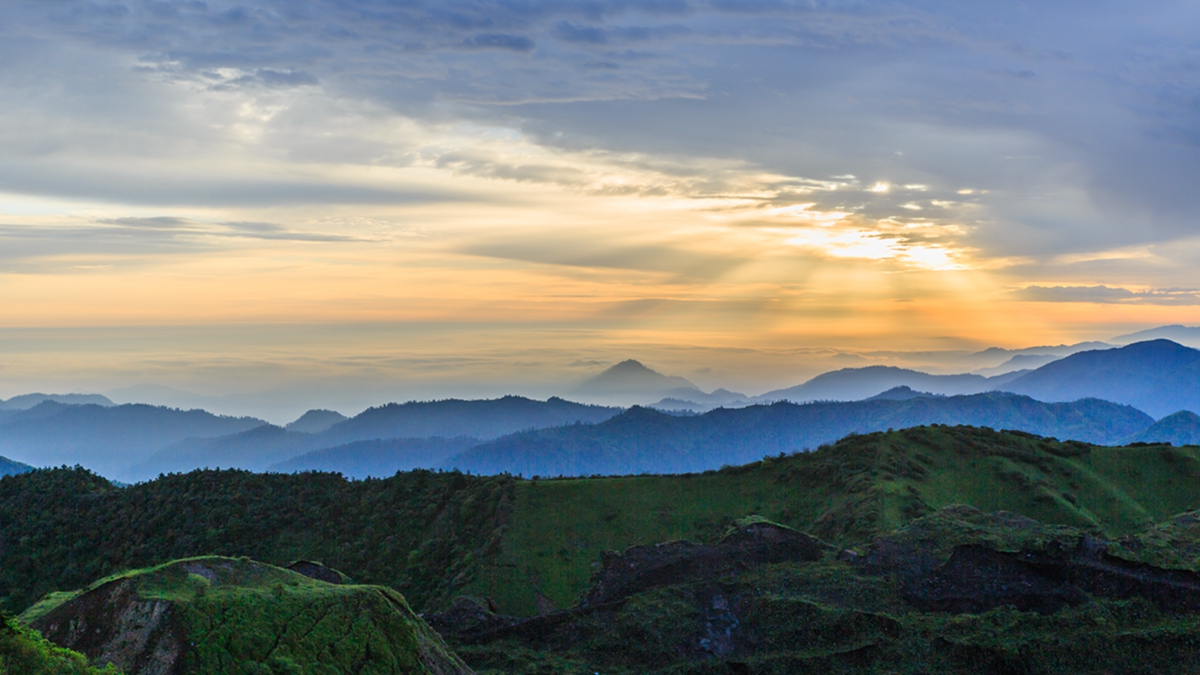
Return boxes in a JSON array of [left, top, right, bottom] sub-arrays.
[[2, 1, 1199, 419]]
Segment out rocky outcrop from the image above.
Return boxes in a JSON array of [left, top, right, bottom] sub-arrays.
[[285, 560, 346, 584], [583, 520, 825, 607], [900, 539, 1200, 615], [30, 578, 185, 675], [25, 557, 474, 675]]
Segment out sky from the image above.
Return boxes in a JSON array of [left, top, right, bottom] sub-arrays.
[[2, 0, 1199, 419]]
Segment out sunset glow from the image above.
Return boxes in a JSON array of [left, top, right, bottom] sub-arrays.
[[2, 1, 1199, 419]]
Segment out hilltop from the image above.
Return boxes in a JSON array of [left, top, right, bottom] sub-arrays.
[[22, 556, 470, 675], [283, 408, 348, 433], [571, 359, 711, 406]]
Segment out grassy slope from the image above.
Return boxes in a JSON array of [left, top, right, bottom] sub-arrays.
[[474, 425, 1200, 615], [22, 556, 467, 675], [6, 424, 1200, 623], [460, 508, 1200, 675]]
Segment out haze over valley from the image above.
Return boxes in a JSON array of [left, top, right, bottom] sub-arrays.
[[3, 332, 1199, 483]]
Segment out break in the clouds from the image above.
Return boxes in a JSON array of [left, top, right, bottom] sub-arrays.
[[1, 0, 1199, 400]]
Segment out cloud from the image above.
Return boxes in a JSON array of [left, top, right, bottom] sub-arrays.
[[459, 237, 745, 280], [461, 33, 536, 52], [0, 217, 371, 272], [1015, 285, 1200, 305], [2, 0, 1199, 281]]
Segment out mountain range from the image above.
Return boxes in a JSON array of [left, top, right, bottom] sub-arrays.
[[3, 339, 1200, 481], [131, 395, 619, 480], [750, 339, 1200, 419], [0, 402, 265, 478], [444, 392, 1152, 477], [753, 365, 1028, 404]]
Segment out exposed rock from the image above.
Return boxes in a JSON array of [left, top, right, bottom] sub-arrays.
[[583, 520, 825, 607], [425, 597, 513, 639], [26, 557, 474, 675], [285, 559, 345, 584], [30, 578, 185, 675], [882, 535, 1200, 615]]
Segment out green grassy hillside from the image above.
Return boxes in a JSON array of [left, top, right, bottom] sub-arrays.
[[22, 557, 469, 675], [450, 507, 1200, 675], [470, 425, 1200, 614], [4, 425, 1200, 623]]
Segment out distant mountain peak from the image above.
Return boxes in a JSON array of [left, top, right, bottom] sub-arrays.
[[1112, 325, 1200, 346], [0, 392, 113, 411], [866, 386, 944, 401], [610, 359, 654, 372], [1125, 409, 1200, 446], [284, 408, 348, 434], [572, 360, 700, 402]]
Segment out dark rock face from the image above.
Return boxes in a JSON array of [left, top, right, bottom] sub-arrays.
[[428, 522, 828, 650], [286, 560, 345, 584], [30, 579, 185, 675], [900, 539, 1200, 615], [583, 522, 825, 607], [903, 545, 1090, 614], [425, 597, 512, 638]]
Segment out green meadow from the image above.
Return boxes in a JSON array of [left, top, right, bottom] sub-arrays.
[[469, 425, 1200, 614]]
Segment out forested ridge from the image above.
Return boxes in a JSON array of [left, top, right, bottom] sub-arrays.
[[0, 467, 513, 614]]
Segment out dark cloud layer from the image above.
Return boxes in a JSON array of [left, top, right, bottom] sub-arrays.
[[2, 0, 1198, 260]]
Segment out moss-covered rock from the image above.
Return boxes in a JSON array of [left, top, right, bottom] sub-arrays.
[[22, 557, 471, 675]]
